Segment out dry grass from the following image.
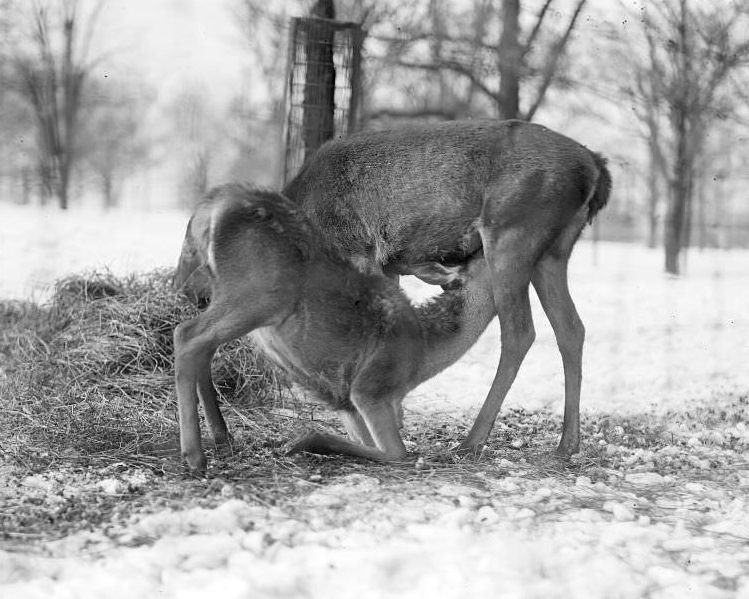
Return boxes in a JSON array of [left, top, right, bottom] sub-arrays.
[[0, 270, 287, 470]]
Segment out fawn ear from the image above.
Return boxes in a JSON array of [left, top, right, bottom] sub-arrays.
[[407, 262, 463, 286]]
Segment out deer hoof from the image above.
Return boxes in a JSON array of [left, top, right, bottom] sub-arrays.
[[555, 440, 579, 457], [454, 441, 484, 458], [213, 430, 234, 448], [183, 450, 207, 475]]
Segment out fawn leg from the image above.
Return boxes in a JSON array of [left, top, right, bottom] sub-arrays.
[[289, 395, 406, 462], [351, 393, 407, 461], [197, 360, 231, 446], [286, 431, 394, 461], [338, 409, 375, 446], [532, 253, 584, 455], [174, 318, 212, 474], [174, 298, 271, 472]]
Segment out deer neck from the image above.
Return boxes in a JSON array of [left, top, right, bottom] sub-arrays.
[[412, 273, 496, 387]]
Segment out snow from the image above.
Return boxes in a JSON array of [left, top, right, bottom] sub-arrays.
[[1, 203, 748, 598], [410, 237, 749, 418], [0, 204, 188, 302], [2, 478, 748, 598]]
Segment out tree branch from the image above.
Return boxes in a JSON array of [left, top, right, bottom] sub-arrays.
[[522, 0, 554, 56], [394, 58, 498, 103], [364, 107, 460, 121], [523, 0, 587, 121]]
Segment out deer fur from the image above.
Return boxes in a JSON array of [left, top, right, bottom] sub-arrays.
[[281, 119, 611, 456], [175, 119, 612, 459]]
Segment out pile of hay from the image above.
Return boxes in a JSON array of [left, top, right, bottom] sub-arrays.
[[0, 270, 286, 467]]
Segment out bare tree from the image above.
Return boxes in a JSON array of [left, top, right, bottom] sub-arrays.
[[11, 0, 104, 209], [619, 29, 671, 249], [80, 78, 155, 208], [367, 0, 588, 122], [0, 0, 28, 203], [230, 1, 299, 184], [171, 88, 220, 210], [0, 0, 12, 72], [233, 0, 588, 130], [626, 1, 749, 274], [234, 0, 297, 118]]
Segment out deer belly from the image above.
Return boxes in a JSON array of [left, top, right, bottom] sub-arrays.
[[388, 224, 482, 267]]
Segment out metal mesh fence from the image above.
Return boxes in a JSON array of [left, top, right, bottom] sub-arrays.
[[281, 17, 363, 185]]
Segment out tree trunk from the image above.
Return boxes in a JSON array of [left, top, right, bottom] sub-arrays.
[[102, 173, 115, 209], [498, 0, 521, 120], [664, 195, 681, 274], [682, 170, 694, 252], [664, 149, 691, 275], [21, 167, 31, 205], [646, 158, 659, 248], [302, 0, 336, 162], [57, 157, 70, 210], [430, 0, 449, 113], [696, 172, 706, 249], [664, 0, 690, 276], [38, 161, 52, 207]]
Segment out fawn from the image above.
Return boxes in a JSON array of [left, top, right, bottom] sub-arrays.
[[174, 184, 496, 472]]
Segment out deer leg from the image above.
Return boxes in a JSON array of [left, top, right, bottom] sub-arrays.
[[458, 244, 536, 455], [174, 300, 269, 473], [289, 395, 407, 462], [532, 254, 584, 455]]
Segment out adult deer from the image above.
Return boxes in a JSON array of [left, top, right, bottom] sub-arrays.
[[174, 185, 496, 472], [175, 119, 611, 460]]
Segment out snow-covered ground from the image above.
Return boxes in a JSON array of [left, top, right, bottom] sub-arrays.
[[1, 203, 748, 598], [2, 463, 749, 598], [0, 204, 189, 302]]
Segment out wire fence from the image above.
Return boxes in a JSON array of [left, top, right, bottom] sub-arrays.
[[281, 17, 363, 185]]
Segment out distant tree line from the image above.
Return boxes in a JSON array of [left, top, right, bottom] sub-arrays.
[[1, 0, 747, 276], [0, 0, 153, 209], [238, 0, 749, 274], [619, 0, 749, 273]]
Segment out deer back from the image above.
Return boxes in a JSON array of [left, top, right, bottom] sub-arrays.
[[282, 119, 606, 266]]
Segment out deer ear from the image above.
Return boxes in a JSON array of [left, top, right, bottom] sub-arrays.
[[407, 262, 462, 286]]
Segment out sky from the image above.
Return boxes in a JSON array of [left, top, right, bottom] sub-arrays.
[[95, 0, 252, 106]]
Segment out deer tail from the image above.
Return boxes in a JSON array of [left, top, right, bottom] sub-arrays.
[[587, 152, 612, 224]]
